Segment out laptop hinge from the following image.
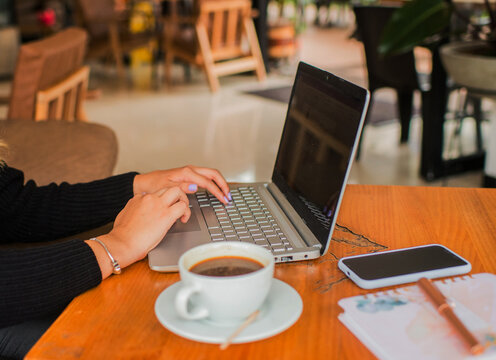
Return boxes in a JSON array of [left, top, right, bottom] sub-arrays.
[[266, 183, 322, 249]]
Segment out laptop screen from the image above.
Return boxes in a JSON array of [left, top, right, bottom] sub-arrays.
[[272, 62, 368, 251]]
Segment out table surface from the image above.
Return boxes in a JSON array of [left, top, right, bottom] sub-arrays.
[[26, 184, 496, 360]]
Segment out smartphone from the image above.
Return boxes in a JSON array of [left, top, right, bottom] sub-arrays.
[[338, 244, 471, 289]]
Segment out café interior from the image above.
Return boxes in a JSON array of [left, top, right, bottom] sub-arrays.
[[1, 0, 492, 188], [1, 0, 496, 359]]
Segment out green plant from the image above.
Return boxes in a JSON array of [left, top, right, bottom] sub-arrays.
[[270, 0, 308, 34], [379, 0, 496, 56]]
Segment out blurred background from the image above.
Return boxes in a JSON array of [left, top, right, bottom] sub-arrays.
[[0, 0, 493, 188]]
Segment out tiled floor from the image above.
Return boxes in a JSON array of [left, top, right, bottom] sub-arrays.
[[1, 23, 489, 187]]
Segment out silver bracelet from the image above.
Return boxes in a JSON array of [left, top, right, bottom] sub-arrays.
[[89, 237, 121, 275]]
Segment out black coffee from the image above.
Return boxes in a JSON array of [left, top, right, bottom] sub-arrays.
[[190, 256, 264, 277]]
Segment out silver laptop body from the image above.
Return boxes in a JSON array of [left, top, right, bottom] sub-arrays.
[[149, 62, 370, 272]]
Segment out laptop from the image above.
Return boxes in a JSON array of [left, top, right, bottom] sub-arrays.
[[149, 62, 370, 272]]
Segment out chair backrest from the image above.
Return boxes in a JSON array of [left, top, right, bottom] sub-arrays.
[[197, 0, 252, 61], [76, 0, 115, 39], [35, 65, 89, 122], [353, 5, 419, 92], [8, 27, 87, 120]]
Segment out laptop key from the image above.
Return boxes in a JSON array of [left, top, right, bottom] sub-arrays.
[[209, 228, 222, 235], [267, 237, 282, 246], [254, 239, 269, 246]]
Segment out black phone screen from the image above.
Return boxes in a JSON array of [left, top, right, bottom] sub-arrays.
[[341, 245, 469, 280]]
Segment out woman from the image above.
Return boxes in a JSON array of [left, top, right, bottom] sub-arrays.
[[0, 140, 230, 359]]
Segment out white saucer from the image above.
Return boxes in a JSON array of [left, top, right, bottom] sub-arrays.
[[155, 278, 303, 344]]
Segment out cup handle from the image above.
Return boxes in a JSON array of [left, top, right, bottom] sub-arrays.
[[175, 283, 209, 320]]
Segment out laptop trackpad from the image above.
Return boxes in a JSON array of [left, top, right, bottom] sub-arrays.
[[148, 205, 209, 271], [168, 211, 201, 233]]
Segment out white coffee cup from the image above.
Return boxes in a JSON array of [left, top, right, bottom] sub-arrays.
[[175, 241, 274, 324]]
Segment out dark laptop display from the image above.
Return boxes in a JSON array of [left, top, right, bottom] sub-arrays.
[[272, 63, 368, 252]]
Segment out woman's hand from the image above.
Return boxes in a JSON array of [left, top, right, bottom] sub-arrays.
[[86, 187, 190, 279], [133, 165, 231, 204]]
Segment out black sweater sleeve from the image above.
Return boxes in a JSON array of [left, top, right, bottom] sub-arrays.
[[0, 165, 138, 327], [0, 166, 138, 242], [0, 240, 102, 327]]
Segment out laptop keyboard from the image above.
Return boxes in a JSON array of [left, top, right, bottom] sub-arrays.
[[195, 186, 293, 253]]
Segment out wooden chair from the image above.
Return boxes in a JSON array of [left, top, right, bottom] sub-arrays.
[[163, 0, 266, 92], [75, 0, 158, 77], [35, 65, 90, 122], [4, 27, 89, 121]]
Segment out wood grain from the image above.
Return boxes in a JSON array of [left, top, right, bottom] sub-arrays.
[[26, 185, 496, 360]]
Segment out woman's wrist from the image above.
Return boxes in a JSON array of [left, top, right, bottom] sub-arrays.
[[133, 173, 149, 195], [85, 234, 132, 280], [85, 238, 114, 279]]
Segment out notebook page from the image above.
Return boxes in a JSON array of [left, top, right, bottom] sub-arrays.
[[338, 273, 496, 360]]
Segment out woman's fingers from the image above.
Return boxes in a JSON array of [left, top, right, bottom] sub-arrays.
[[179, 183, 198, 194], [190, 166, 230, 198], [178, 166, 230, 204], [158, 187, 191, 223]]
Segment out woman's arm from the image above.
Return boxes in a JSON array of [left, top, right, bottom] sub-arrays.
[[0, 186, 192, 327], [0, 239, 102, 328], [0, 166, 137, 243], [0, 164, 231, 244]]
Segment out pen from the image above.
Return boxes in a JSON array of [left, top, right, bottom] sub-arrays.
[[417, 277, 484, 355]]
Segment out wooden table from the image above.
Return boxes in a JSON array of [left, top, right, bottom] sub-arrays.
[[26, 185, 496, 359]]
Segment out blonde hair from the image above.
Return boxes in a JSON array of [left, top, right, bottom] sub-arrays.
[[0, 139, 8, 164]]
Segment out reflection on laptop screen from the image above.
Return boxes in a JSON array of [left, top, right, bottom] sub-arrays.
[[272, 64, 366, 249]]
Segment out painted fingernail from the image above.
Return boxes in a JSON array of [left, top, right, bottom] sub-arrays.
[[188, 184, 198, 192], [227, 192, 232, 201], [224, 196, 229, 203]]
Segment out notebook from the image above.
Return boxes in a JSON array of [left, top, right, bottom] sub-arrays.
[[339, 273, 496, 360], [148, 62, 370, 272]]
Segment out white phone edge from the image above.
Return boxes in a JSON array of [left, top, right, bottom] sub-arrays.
[[337, 244, 472, 290]]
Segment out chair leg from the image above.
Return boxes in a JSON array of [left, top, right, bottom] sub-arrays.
[[108, 23, 125, 77], [243, 18, 267, 82], [184, 64, 192, 82], [164, 22, 174, 86], [196, 23, 220, 92], [165, 51, 173, 85], [396, 90, 414, 143], [468, 95, 484, 152]]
